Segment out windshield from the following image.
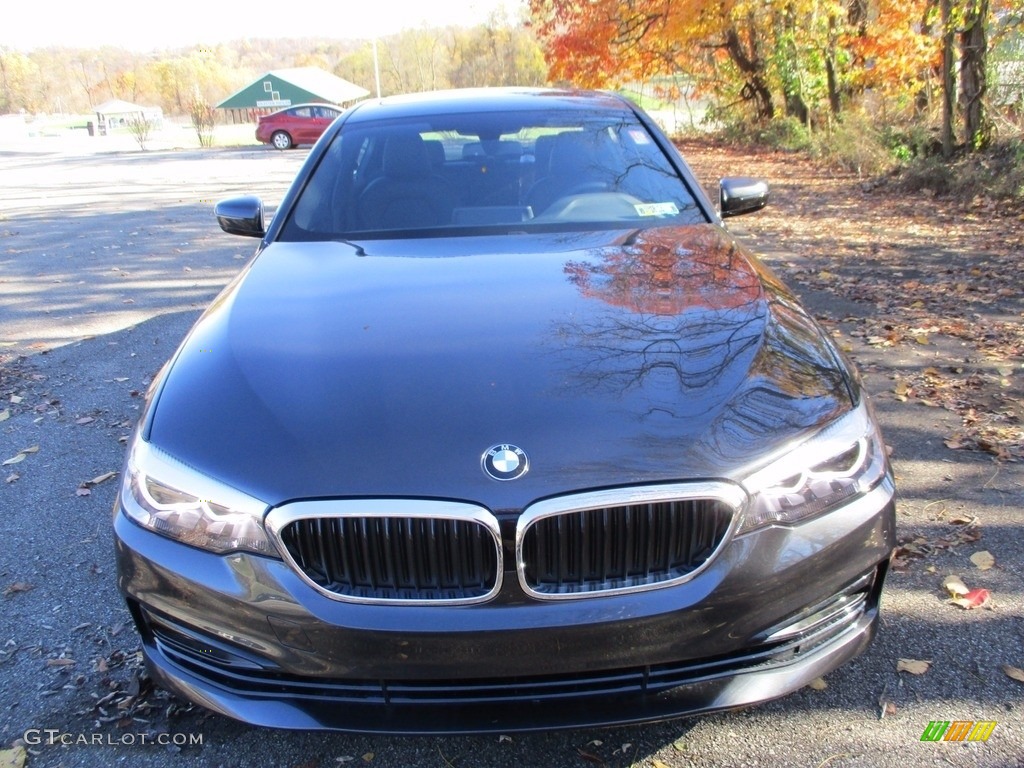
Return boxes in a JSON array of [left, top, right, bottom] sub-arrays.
[[279, 108, 706, 240]]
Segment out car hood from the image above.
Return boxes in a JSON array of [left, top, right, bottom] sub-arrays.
[[147, 225, 852, 510]]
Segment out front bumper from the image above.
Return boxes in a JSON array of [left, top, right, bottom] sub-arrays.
[[115, 482, 895, 734]]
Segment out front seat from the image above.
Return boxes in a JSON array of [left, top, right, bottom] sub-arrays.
[[357, 133, 455, 229], [526, 131, 614, 214]]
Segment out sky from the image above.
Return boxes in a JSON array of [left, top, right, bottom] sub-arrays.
[[4, 0, 526, 52]]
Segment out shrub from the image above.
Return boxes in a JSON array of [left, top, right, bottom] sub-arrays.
[[189, 93, 217, 148], [126, 115, 155, 151], [758, 116, 813, 152], [813, 115, 893, 176]]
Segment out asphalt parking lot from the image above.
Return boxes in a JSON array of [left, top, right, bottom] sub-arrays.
[[0, 143, 1021, 768]]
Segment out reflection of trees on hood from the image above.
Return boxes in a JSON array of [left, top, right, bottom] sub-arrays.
[[554, 225, 851, 472], [558, 226, 767, 395], [564, 226, 764, 316]]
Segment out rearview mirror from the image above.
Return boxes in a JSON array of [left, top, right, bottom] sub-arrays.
[[720, 178, 769, 218], [215, 196, 265, 238]]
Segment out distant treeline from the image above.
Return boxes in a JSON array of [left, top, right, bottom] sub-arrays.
[[0, 21, 546, 117]]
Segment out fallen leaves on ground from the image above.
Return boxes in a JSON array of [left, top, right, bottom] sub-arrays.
[[86, 471, 117, 486], [876, 680, 894, 720], [896, 658, 931, 675], [1, 446, 37, 466], [891, 517, 982, 570], [970, 550, 996, 570], [1002, 664, 1024, 683], [943, 573, 992, 608], [952, 588, 992, 609], [683, 141, 1024, 463], [3, 582, 33, 597], [76, 471, 118, 496], [0, 746, 26, 768], [943, 574, 970, 596]]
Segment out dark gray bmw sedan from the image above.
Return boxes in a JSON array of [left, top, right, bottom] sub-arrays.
[[114, 88, 896, 734]]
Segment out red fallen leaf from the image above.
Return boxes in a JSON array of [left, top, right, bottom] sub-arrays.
[[951, 588, 991, 609], [75, 487, 91, 497]]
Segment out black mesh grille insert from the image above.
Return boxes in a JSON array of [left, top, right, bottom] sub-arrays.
[[279, 516, 499, 602], [521, 499, 732, 595]]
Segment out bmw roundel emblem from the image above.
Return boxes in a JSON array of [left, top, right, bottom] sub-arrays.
[[482, 444, 529, 481]]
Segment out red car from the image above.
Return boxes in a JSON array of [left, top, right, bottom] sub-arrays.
[[255, 103, 343, 150]]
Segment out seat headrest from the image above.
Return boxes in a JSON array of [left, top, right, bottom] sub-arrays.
[[549, 131, 602, 176], [383, 133, 431, 178]]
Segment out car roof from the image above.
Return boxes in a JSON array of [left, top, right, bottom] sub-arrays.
[[342, 88, 637, 123], [266, 103, 343, 115]]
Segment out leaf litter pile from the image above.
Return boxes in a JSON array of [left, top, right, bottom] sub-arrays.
[[682, 139, 1023, 463]]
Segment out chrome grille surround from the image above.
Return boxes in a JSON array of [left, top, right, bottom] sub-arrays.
[[516, 482, 745, 600], [265, 500, 503, 606]]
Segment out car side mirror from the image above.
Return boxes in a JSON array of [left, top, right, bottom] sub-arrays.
[[720, 178, 769, 218], [215, 196, 266, 238]]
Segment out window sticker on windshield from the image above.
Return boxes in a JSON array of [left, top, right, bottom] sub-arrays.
[[627, 128, 651, 145], [634, 202, 680, 217]]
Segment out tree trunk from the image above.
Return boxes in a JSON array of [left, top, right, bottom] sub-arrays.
[[825, 53, 842, 116], [785, 93, 809, 124], [959, 0, 989, 151], [941, 0, 954, 158], [824, 14, 843, 116], [724, 27, 774, 121]]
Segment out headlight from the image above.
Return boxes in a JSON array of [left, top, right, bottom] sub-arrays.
[[121, 439, 276, 556], [737, 399, 890, 533]]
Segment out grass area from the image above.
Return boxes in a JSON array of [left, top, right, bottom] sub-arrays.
[[616, 88, 674, 112]]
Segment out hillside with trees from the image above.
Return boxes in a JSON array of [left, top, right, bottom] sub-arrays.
[[0, 19, 545, 117]]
